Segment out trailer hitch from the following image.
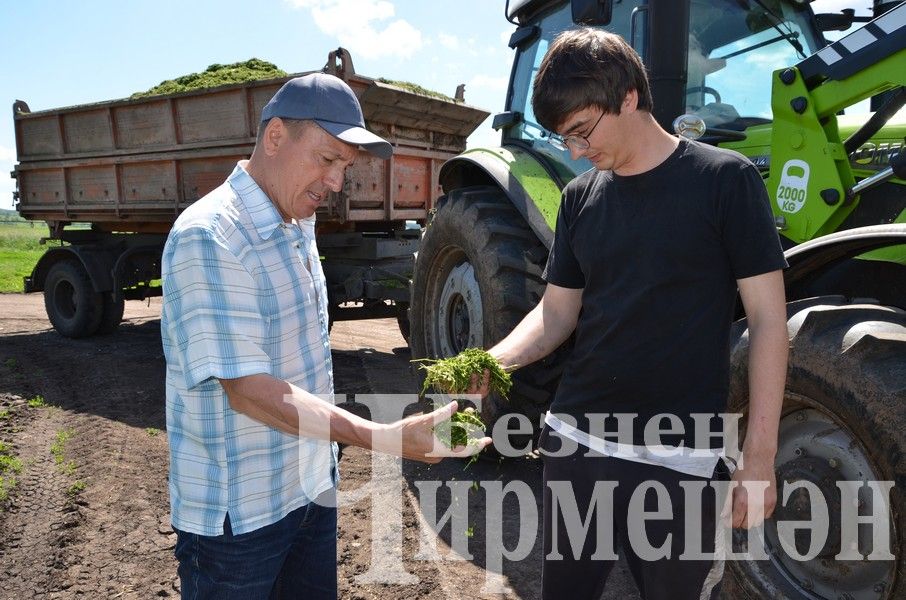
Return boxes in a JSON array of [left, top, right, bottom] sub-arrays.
[[324, 47, 356, 80]]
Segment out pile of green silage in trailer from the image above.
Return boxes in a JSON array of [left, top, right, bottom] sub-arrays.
[[376, 78, 453, 101], [414, 348, 512, 450], [132, 59, 287, 98]]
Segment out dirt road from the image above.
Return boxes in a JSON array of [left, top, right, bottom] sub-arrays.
[[0, 293, 639, 599]]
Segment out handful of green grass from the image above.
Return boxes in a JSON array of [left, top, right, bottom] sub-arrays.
[[414, 348, 512, 399], [433, 407, 486, 449], [414, 348, 512, 449]]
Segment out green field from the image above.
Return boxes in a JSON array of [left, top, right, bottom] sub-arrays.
[[0, 222, 47, 293]]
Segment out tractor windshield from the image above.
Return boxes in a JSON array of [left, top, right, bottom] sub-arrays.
[[686, 0, 825, 127]]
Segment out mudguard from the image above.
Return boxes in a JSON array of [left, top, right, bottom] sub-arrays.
[[784, 223, 906, 288], [25, 247, 116, 294], [439, 145, 564, 249]]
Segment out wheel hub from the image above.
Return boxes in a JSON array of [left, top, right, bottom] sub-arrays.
[[53, 279, 77, 320], [437, 261, 483, 356], [773, 456, 843, 558], [744, 406, 896, 600]]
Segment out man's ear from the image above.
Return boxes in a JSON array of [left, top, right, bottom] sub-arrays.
[[262, 118, 285, 156], [623, 89, 639, 113]]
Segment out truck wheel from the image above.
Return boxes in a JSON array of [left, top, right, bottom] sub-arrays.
[[410, 186, 567, 446], [95, 292, 125, 335], [725, 297, 906, 600], [44, 259, 104, 338]]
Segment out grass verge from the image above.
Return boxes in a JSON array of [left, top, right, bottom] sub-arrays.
[[0, 440, 23, 503], [51, 429, 77, 475], [0, 223, 46, 293], [67, 480, 86, 497]]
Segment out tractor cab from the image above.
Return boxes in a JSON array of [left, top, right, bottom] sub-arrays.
[[501, 0, 827, 178]]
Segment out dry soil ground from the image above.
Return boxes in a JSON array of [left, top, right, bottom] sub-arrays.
[[0, 293, 642, 599]]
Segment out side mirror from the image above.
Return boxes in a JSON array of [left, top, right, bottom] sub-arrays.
[[815, 9, 855, 31], [509, 25, 540, 49], [572, 0, 613, 25]]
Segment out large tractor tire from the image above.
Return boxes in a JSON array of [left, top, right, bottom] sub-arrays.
[[724, 296, 906, 600], [43, 259, 104, 339], [409, 186, 567, 448]]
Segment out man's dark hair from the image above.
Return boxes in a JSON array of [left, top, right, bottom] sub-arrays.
[[532, 28, 654, 132]]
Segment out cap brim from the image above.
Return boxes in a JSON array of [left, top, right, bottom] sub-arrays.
[[317, 120, 393, 160]]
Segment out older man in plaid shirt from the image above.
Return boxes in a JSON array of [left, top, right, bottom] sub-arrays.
[[161, 73, 489, 600]]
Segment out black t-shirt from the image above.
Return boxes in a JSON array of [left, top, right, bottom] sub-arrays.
[[542, 138, 787, 447]]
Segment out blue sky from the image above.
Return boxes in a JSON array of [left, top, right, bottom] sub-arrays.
[[0, 0, 515, 210], [0, 0, 870, 210]]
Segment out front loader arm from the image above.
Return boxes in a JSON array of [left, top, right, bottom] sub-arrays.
[[768, 2, 906, 243]]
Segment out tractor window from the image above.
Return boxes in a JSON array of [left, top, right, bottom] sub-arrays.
[[506, 1, 641, 179], [507, 6, 573, 147], [686, 0, 824, 127]]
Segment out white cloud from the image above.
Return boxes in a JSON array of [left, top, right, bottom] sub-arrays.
[[463, 37, 483, 57], [0, 145, 15, 163], [285, 0, 423, 60], [0, 146, 19, 210], [466, 118, 500, 150], [743, 46, 798, 69], [467, 74, 509, 93], [438, 33, 459, 51]]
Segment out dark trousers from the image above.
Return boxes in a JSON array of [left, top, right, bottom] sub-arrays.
[[540, 426, 730, 600], [174, 495, 338, 600]]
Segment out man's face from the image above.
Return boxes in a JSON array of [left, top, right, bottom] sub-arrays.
[[270, 120, 357, 221], [557, 91, 635, 172]]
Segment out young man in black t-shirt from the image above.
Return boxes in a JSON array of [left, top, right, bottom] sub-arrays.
[[476, 29, 789, 599]]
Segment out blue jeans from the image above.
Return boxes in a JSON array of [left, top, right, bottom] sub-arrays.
[[175, 495, 338, 600]]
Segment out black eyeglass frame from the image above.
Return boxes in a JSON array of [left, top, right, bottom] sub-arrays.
[[547, 110, 605, 152]]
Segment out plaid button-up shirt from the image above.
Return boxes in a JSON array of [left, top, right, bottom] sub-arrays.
[[162, 161, 338, 536]]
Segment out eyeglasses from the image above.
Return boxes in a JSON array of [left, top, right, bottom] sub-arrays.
[[547, 111, 605, 152]]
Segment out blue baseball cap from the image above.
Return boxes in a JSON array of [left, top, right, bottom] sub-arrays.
[[261, 73, 392, 160]]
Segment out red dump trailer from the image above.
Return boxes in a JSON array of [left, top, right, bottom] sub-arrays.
[[11, 49, 489, 338]]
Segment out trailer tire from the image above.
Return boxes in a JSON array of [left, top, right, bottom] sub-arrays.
[[44, 259, 104, 338], [724, 297, 906, 600], [96, 292, 125, 335], [410, 186, 568, 448]]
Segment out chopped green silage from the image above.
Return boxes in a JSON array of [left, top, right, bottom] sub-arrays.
[[414, 348, 512, 399], [376, 78, 453, 101], [132, 58, 287, 98], [433, 407, 486, 449], [414, 348, 513, 451]]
